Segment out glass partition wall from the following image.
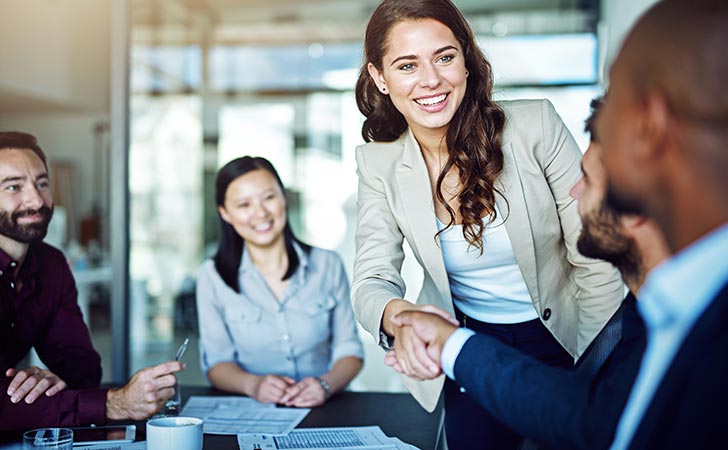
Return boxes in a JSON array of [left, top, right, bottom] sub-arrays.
[[128, 32, 369, 386], [127, 1, 602, 390]]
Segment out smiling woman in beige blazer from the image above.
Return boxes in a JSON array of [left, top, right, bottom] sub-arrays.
[[351, 1, 624, 449]]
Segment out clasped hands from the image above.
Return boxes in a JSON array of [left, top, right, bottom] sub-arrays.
[[384, 303, 460, 381], [253, 375, 328, 408]]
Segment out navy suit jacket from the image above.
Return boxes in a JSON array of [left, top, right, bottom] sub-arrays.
[[453, 294, 645, 450], [627, 283, 728, 449]]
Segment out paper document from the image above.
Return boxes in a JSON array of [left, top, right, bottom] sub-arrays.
[[181, 395, 309, 435], [237, 426, 420, 450], [74, 442, 147, 450]]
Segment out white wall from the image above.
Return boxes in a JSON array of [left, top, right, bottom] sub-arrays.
[[0, 0, 113, 244], [600, 0, 660, 80], [0, 0, 111, 112]]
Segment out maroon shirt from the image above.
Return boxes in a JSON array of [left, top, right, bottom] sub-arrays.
[[0, 242, 107, 431]]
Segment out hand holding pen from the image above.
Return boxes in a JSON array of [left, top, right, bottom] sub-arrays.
[[174, 338, 190, 362]]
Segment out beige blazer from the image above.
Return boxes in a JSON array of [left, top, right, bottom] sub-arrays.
[[351, 99, 624, 412]]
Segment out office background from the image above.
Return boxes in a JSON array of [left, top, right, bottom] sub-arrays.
[[0, 0, 657, 390]]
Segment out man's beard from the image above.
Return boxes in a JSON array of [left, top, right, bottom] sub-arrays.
[[578, 200, 641, 279], [0, 206, 53, 243]]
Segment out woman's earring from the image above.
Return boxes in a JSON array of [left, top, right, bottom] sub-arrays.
[[465, 70, 469, 77], [381, 86, 388, 93]]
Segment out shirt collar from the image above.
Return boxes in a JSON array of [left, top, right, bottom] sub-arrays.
[[239, 241, 309, 283], [0, 244, 39, 280], [0, 246, 14, 276], [638, 221, 728, 329]]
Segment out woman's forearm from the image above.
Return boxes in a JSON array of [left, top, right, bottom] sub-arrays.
[[207, 362, 259, 396], [381, 298, 415, 337], [321, 356, 363, 393]]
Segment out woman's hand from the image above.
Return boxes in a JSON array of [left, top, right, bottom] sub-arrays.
[[382, 301, 458, 381], [279, 377, 327, 408], [251, 374, 295, 404], [5, 367, 67, 404], [387, 309, 461, 378]]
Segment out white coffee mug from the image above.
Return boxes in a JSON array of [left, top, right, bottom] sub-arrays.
[[146, 416, 203, 450]]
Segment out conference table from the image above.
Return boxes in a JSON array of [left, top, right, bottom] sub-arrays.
[[139, 386, 445, 450], [0, 386, 444, 449]]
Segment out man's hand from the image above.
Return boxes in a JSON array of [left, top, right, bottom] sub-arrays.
[[5, 367, 67, 404], [389, 310, 459, 373], [105, 361, 185, 421], [279, 377, 327, 408], [384, 303, 459, 381], [250, 375, 296, 404]]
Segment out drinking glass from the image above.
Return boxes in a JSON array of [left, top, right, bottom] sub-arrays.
[[160, 380, 181, 417], [23, 428, 73, 449]]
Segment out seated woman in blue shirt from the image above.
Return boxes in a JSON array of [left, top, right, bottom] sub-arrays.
[[196, 156, 364, 407]]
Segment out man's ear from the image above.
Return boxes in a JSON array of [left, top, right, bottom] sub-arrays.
[[218, 206, 232, 225], [619, 214, 650, 241], [640, 89, 672, 162], [620, 214, 646, 229]]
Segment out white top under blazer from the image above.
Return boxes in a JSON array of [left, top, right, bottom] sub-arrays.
[[437, 209, 538, 324]]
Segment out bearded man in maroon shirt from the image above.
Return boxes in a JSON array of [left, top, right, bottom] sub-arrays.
[[0, 131, 184, 431]]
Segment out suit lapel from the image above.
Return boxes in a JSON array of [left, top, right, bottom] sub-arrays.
[[496, 142, 540, 304], [396, 130, 451, 301], [394, 133, 540, 305]]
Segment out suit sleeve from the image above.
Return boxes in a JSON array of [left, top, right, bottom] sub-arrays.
[[454, 334, 614, 450], [0, 380, 107, 431], [35, 258, 102, 389], [538, 99, 624, 355], [351, 145, 408, 345]]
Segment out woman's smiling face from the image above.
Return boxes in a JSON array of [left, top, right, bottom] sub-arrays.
[[368, 18, 468, 139], [218, 168, 287, 250]]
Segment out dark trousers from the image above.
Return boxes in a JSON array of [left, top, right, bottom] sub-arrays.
[[444, 308, 574, 450]]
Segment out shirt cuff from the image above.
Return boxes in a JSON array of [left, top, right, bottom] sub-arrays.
[[441, 328, 475, 380], [79, 388, 109, 426], [378, 329, 395, 351]]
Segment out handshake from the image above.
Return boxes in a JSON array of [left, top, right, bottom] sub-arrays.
[[383, 302, 461, 381]]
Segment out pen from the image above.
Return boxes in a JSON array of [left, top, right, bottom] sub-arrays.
[[174, 338, 189, 362]]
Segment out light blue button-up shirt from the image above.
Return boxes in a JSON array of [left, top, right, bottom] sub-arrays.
[[609, 222, 728, 450], [196, 244, 364, 380]]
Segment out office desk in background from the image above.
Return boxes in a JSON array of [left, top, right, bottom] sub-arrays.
[[72, 263, 112, 326], [144, 386, 445, 450]]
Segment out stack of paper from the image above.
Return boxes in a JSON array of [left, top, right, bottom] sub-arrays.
[[237, 426, 420, 450], [180, 396, 310, 435]]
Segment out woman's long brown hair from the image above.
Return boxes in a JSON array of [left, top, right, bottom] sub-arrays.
[[355, 0, 507, 251]]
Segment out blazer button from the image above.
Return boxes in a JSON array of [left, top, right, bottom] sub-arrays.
[[543, 308, 552, 321]]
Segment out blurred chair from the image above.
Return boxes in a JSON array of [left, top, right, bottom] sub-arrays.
[[174, 276, 198, 334]]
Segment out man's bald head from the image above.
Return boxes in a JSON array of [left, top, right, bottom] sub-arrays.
[[599, 0, 728, 251], [621, 0, 727, 134]]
